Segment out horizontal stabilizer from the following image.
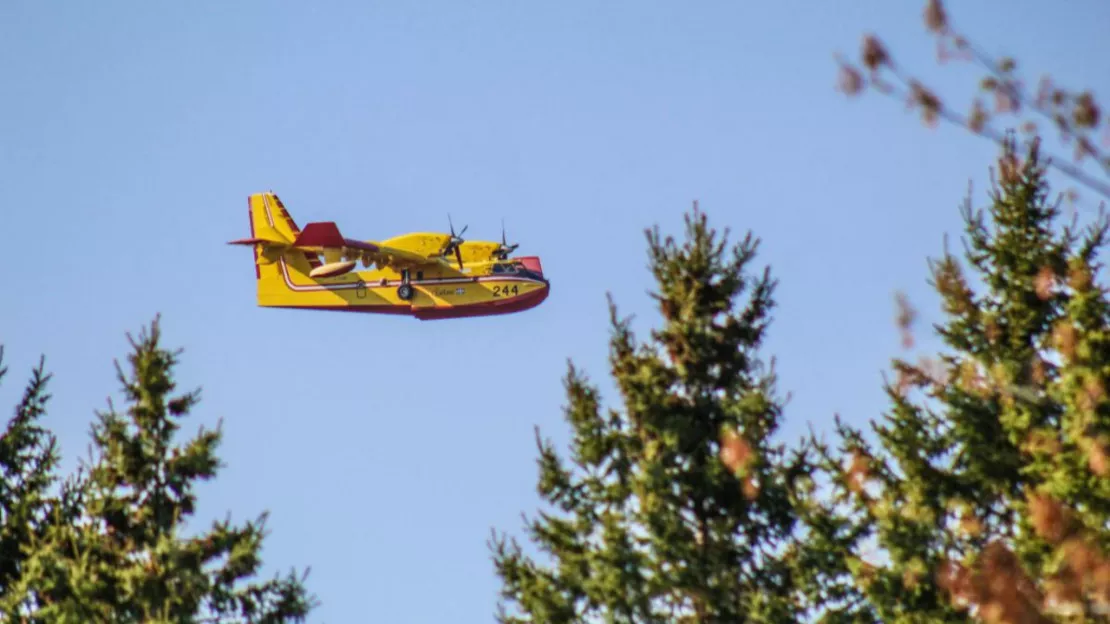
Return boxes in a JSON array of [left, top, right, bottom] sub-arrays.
[[228, 224, 291, 247]]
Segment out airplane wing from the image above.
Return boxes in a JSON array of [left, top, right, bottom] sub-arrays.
[[292, 222, 443, 266], [231, 221, 446, 270], [290, 222, 381, 255]]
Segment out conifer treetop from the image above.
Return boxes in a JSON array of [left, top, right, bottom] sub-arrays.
[[0, 316, 317, 623], [798, 135, 1110, 622], [491, 204, 813, 623]]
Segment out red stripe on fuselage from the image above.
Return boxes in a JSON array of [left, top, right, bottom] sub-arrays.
[[268, 283, 549, 321]]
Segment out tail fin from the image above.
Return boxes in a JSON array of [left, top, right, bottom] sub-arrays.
[[231, 192, 323, 300]]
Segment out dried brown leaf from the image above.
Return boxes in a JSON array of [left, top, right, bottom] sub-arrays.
[[985, 317, 1001, 345], [999, 151, 1023, 185], [910, 80, 943, 127], [1052, 321, 1077, 361], [994, 87, 1018, 115], [1030, 355, 1047, 386], [861, 35, 889, 71], [969, 99, 989, 133], [1073, 91, 1101, 129], [720, 429, 754, 474], [1061, 537, 1100, 577], [742, 477, 760, 500], [1087, 437, 1109, 477], [846, 450, 871, 494], [895, 291, 917, 349], [958, 358, 990, 397], [923, 0, 948, 33], [1034, 266, 1056, 300], [838, 64, 864, 96], [1028, 492, 1074, 544], [1080, 377, 1105, 413]]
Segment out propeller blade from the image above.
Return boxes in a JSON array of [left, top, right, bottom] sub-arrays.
[[494, 219, 519, 259], [454, 246, 463, 270]]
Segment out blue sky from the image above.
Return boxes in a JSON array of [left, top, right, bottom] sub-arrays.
[[1, 0, 1107, 621]]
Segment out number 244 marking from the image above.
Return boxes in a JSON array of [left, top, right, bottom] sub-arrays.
[[492, 284, 519, 297]]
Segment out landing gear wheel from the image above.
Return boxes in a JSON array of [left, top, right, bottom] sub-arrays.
[[397, 283, 414, 301]]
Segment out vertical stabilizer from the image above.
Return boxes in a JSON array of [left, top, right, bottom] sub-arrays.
[[233, 192, 323, 302]]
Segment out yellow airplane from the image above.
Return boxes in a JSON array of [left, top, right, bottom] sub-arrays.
[[229, 192, 550, 320]]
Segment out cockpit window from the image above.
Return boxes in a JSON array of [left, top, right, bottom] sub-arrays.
[[491, 263, 518, 274]]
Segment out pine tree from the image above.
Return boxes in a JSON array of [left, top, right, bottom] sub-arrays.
[[490, 206, 812, 622], [0, 349, 75, 618], [799, 136, 1110, 622], [0, 317, 316, 622]]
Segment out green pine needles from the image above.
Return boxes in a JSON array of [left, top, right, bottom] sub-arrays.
[[490, 206, 813, 622], [798, 135, 1110, 623], [0, 317, 315, 623], [493, 136, 1110, 623]]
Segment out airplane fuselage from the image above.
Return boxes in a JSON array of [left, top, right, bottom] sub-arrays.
[[260, 254, 550, 320], [240, 192, 550, 320]]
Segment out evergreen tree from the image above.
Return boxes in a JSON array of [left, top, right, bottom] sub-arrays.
[[490, 206, 811, 622], [0, 349, 75, 617], [799, 136, 1110, 622], [0, 317, 316, 622]]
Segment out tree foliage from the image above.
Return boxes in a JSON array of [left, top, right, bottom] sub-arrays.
[[800, 136, 1110, 622], [0, 350, 68, 617], [489, 205, 812, 622], [0, 317, 316, 623], [491, 139, 1110, 624]]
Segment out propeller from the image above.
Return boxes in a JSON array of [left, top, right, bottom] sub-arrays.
[[495, 219, 519, 260], [443, 214, 467, 270]]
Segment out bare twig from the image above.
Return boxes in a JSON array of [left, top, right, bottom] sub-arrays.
[[836, 1, 1110, 206]]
